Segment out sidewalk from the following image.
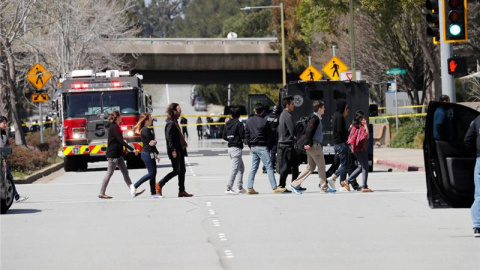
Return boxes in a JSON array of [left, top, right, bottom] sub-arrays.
[[373, 147, 424, 171]]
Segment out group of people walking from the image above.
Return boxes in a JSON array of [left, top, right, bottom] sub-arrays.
[[99, 103, 193, 199], [223, 96, 373, 195]]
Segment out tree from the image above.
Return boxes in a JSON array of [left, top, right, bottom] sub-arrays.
[[1, 0, 37, 146], [132, 0, 189, 38], [1, 0, 139, 145]]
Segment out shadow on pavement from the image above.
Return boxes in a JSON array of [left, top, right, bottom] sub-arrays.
[[6, 208, 42, 215]]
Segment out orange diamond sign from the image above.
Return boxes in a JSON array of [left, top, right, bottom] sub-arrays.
[[321, 56, 349, 81], [26, 63, 51, 90], [299, 65, 323, 81]]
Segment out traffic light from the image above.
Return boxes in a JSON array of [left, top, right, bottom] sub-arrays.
[[443, 0, 468, 42], [425, 0, 440, 44], [447, 57, 468, 77]]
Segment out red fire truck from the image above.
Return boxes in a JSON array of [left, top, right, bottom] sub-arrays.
[[54, 70, 153, 171]]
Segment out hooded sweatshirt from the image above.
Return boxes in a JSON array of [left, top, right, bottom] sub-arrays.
[[223, 118, 245, 149], [332, 100, 348, 144]]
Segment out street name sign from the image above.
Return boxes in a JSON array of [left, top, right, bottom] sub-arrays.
[[385, 68, 406, 76]]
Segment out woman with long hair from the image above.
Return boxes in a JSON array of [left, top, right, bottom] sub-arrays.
[[99, 110, 145, 199], [196, 117, 203, 140], [155, 103, 194, 197], [343, 110, 373, 192], [133, 113, 162, 199]]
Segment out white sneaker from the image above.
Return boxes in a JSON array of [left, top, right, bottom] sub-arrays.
[[150, 194, 163, 199], [237, 188, 246, 194], [327, 175, 336, 190], [225, 189, 237, 195], [130, 185, 136, 198], [15, 196, 29, 203]]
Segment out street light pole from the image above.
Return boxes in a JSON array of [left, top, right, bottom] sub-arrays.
[[241, 4, 286, 88]]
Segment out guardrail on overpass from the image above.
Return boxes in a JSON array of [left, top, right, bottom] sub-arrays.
[[106, 38, 284, 84]]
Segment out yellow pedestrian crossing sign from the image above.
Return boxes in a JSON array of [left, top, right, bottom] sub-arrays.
[[299, 65, 323, 81], [321, 56, 349, 81], [32, 93, 49, 103], [26, 63, 51, 90]]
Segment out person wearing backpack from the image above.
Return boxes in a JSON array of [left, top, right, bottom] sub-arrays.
[[223, 106, 246, 194], [262, 105, 280, 174], [289, 101, 335, 194], [344, 110, 373, 192], [277, 96, 300, 193]]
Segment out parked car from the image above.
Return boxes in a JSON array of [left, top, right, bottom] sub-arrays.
[[1, 147, 14, 214], [194, 97, 207, 111], [423, 101, 477, 208]]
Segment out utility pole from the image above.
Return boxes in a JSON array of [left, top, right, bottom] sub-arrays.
[[349, 0, 356, 81], [439, 0, 455, 102]]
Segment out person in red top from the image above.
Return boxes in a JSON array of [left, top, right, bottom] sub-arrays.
[[343, 110, 373, 192]]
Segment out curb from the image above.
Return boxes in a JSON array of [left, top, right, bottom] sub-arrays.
[[15, 162, 64, 184], [376, 159, 424, 172]]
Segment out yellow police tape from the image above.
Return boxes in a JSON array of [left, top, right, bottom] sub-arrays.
[[369, 113, 427, 120], [378, 105, 425, 110], [19, 113, 426, 129]]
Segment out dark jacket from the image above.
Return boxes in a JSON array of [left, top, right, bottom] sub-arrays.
[[106, 121, 134, 158], [265, 113, 279, 141], [332, 112, 348, 144], [464, 115, 480, 157], [245, 114, 272, 148], [223, 118, 245, 149], [304, 114, 320, 146], [165, 119, 187, 159], [140, 127, 159, 154]]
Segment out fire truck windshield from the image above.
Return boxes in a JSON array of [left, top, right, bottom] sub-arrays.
[[66, 90, 139, 117]]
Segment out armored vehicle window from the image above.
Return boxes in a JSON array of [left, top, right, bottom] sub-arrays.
[[333, 90, 347, 100], [309, 90, 324, 100]]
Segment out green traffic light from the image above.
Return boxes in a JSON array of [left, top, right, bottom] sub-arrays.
[[449, 24, 462, 36]]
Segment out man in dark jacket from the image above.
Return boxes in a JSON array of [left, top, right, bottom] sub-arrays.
[[327, 99, 351, 191], [262, 105, 280, 174], [289, 101, 335, 194], [464, 115, 480, 237], [223, 106, 246, 194], [277, 96, 299, 192], [245, 103, 285, 194], [157, 103, 193, 197]]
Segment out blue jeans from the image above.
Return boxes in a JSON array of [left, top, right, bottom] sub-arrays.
[[334, 143, 349, 181], [472, 157, 480, 229], [247, 146, 277, 190], [134, 152, 157, 195]]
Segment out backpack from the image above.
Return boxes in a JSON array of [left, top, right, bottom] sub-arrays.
[[293, 115, 313, 153]]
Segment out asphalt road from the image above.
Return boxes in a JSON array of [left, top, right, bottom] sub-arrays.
[[1, 85, 478, 270]]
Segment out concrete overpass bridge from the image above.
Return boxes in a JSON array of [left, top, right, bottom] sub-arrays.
[[107, 38, 291, 84]]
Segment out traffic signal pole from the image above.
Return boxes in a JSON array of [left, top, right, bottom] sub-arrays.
[[439, 0, 455, 102]]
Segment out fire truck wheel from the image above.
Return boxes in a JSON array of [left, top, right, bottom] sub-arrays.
[[64, 156, 79, 172]]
